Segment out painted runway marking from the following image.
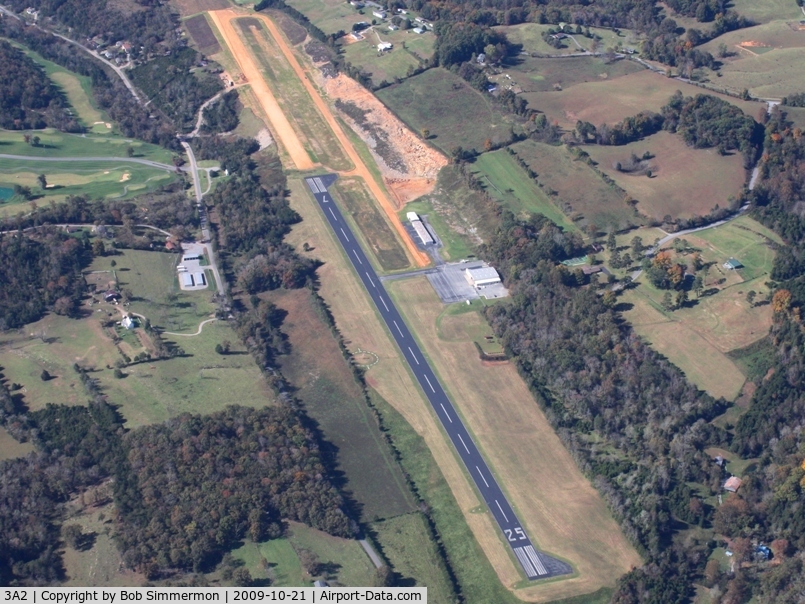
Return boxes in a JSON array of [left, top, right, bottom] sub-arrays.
[[393, 320, 404, 336], [514, 547, 537, 578], [379, 296, 389, 311], [408, 347, 419, 364], [322, 194, 329, 203], [423, 374, 436, 393], [314, 177, 326, 191], [329, 207, 337, 221], [440, 403, 452, 422], [340, 228, 349, 242], [365, 272, 375, 288], [525, 545, 548, 576], [352, 249, 363, 264], [457, 433, 470, 453], [495, 500, 509, 522], [477, 466, 490, 488], [306, 179, 320, 193]]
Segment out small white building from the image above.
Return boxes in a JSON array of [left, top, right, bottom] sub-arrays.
[[387, 24, 399, 31], [181, 273, 195, 288], [121, 315, 135, 330], [465, 266, 501, 287], [372, 10, 387, 19], [407, 211, 420, 222], [412, 27, 424, 34], [378, 42, 393, 52]]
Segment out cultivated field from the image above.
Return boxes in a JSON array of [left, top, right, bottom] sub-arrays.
[[583, 131, 746, 221], [511, 140, 637, 230], [184, 13, 222, 55], [523, 69, 763, 129], [493, 55, 642, 94], [332, 176, 411, 271], [496, 24, 636, 57], [387, 278, 642, 600], [471, 150, 578, 231], [0, 248, 274, 428], [173, 0, 229, 18], [620, 216, 779, 399], [377, 68, 524, 154], [267, 287, 416, 522]]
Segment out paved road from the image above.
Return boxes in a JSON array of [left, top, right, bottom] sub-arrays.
[[306, 175, 572, 581], [0, 153, 178, 171]]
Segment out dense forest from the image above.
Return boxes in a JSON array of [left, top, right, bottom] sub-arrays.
[[0, 231, 89, 330], [0, 40, 80, 131], [201, 90, 241, 135]]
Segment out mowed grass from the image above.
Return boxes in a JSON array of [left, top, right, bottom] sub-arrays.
[[496, 24, 635, 57], [232, 523, 377, 587], [332, 176, 410, 271], [583, 131, 746, 221], [511, 140, 637, 230], [620, 216, 779, 399], [237, 17, 352, 170], [494, 55, 642, 94], [370, 513, 455, 600], [0, 249, 274, 428], [708, 47, 805, 99], [398, 198, 476, 261], [267, 287, 416, 522], [342, 34, 422, 87], [0, 159, 174, 211], [387, 278, 642, 600], [286, 0, 366, 35], [523, 69, 763, 129], [0, 128, 175, 163], [729, 0, 803, 23], [376, 68, 523, 154], [471, 149, 578, 230]]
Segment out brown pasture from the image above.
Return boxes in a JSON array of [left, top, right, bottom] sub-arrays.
[[524, 69, 763, 129], [584, 131, 746, 220], [185, 14, 221, 55], [172, 0, 229, 17], [388, 278, 642, 600]]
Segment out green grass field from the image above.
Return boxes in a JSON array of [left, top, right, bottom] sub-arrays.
[[493, 55, 642, 94], [237, 17, 352, 170], [583, 131, 746, 221], [376, 68, 523, 154], [729, 0, 803, 23], [708, 47, 805, 99], [332, 176, 410, 271], [0, 129, 174, 162], [0, 427, 34, 461], [342, 33, 423, 87], [268, 287, 416, 523], [495, 24, 635, 57], [0, 249, 274, 428], [398, 198, 475, 261], [0, 158, 175, 212], [471, 149, 578, 231], [286, 0, 366, 35]]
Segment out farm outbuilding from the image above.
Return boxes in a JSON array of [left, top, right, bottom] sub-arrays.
[[194, 272, 207, 287], [724, 476, 743, 492], [181, 273, 195, 287], [378, 42, 393, 52], [465, 266, 501, 287], [723, 258, 743, 270]]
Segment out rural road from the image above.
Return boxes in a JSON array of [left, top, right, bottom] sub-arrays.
[[306, 174, 572, 582], [163, 318, 218, 337]]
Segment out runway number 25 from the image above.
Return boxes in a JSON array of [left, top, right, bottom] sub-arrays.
[[505, 527, 527, 542]]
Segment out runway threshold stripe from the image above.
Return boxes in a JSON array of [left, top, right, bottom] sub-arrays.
[[423, 374, 436, 393], [440, 403, 452, 422], [379, 296, 389, 311], [408, 347, 420, 364], [515, 548, 537, 578], [306, 179, 320, 193], [340, 228, 350, 242], [352, 249, 363, 264], [477, 466, 490, 488], [525, 546, 548, 576], [495, 500, 509, 522], [457, 433, 470, 453], [314, 177, 326, 191]]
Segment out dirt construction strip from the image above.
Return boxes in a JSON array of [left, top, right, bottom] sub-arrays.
[[208, 10, 314, 171], [210, 8, 430, 268]]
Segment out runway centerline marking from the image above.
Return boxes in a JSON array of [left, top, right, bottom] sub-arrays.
[[408, 347, 419, 364], [457, 433, 470, 453], [393, 320, 404, 337], [366, 272, 376, 288], [352, 249, 363, 265], [440, 403, 453, 422], [329, 207, 337, 221], [477, 466, 490, 488], [495, 500, 509, 522], [379, 296, 389, 311], [423, 374, 436, 393], [340, 227, 350, 241]]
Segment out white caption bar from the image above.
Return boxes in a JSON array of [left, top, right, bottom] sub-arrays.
[[1, 588, 427, 604]]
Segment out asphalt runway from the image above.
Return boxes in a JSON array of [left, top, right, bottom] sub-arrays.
[[306, 175, 572, 581]]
